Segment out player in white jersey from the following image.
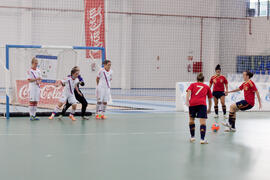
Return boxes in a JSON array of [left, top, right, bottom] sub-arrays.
[[27, 58, 42, 121], [96, 60, 112, 119], [49, 67, 80, 121]]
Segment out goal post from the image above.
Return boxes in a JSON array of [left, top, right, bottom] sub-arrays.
[[4, 44, 106, 119]]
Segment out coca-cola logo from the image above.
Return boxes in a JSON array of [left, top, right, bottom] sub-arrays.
[[40, 85, 63, 100], [16, 80, 64, 105], [18, 84, 30, 100]]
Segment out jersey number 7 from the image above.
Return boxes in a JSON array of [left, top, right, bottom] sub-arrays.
[[195, 85, 204, 95]]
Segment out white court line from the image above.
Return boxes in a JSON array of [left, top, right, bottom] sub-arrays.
[[0, 130, 214, 136]]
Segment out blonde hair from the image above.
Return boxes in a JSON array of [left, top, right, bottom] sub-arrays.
[[31, 57, 38, 64]]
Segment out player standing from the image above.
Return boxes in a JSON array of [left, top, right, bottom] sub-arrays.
[[60, 66, 89, 120], [27, 58, 42, 121], [96, 60, 112, 119], [49, 67, 80, 121], [223, 71, 262, 132], [209, 64, 228, 119], [186, 73, 212, 144]]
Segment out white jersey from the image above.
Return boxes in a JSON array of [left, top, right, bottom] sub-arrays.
[[61, 76, 79, 96], [97, 68, 113, 89], [27, 68, 41, 89]]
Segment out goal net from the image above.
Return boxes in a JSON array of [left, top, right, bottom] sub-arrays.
[[0, 45, 105, 118]]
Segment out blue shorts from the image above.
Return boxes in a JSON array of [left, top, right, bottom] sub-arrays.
[[189, 105, 207, 119], [212, 91, 225, 99], [236, 100, 253, 111]]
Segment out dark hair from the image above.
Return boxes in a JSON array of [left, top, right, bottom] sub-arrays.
[[245, 71, 254, 79], [71, 68, 79, 75], [215, 64, 221, 71], [103, 60, 111, 65], [197, 72, 204, 82]]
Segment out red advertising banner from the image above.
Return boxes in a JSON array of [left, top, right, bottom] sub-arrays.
[[84, 0, 106, 59], [16, 80, 64, 105]]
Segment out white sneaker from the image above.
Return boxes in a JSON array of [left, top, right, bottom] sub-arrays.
[[223, 115, 228, 119], [221, 122, 231, 128], [58, 115, 63, 120], [200, 139, 208, 144], [214, 114, 219, 118], [190, 137, 196, 143], [82, 116, 89, 120], [224, 128, 236, 132]]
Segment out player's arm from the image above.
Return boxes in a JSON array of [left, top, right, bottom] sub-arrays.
[[96, 77, 100, 85], [226, 88, 241, 95], [185, 90, 191, 107], [225, 83, 228, 92], [255, 90, 262, 109], [75, 84, 83, 96], [207, 97, 212, 114], [207, 87, 212, 113]]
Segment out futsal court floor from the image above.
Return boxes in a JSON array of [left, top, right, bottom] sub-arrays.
[[0, 111, 269, 180]]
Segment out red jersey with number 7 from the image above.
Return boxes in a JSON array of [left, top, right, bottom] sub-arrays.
[[187, 82, 213, 106]]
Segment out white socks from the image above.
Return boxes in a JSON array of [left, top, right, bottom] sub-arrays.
[[101, 104, 107, 114], [29, 106, 37, 117]]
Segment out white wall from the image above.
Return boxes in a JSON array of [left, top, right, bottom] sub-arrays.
[[0, 0, 254, 89]]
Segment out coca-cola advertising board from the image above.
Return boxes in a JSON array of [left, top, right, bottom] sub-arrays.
[[16, 80, 63, 105], [84, 0, 105, 59]]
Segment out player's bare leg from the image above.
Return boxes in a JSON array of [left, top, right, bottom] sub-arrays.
[[214, 97, 219, 118], [101, 102, 107, 119], [96, 102, 102, 119], [69, 104, 77, 121], [49, 102, 63, 120], [189, 117, 196, 142], [220, 96, 227, 119], [199, 118, 208, 144], [223, 103, 237, 132]]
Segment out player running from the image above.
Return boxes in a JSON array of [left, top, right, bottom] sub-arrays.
[[223, 71, 262, 132], [60, 66, 89, 120], [186, 73, 212, 144], [49, 67, 80, 121], [209, 64, 228, 119], [27, 57, 42, 121], [96, 60, 112, 120]]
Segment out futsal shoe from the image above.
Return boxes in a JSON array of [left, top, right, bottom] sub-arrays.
[[224, 127, 236, 132], [101, 115, 107, 119], [33, 116, 40, 121], [214, 114, 219, 118], [96, 114, 101, 120], [221, 122, 231, 128], [69, 114, 76, 121], [200, 139, 208, 144], [223, 115, 228, 119], [30, 116, 35, 121], [82, 116, 89, 120], [190, 137, 196, 143], [49, 113, 55, 120], [58, 115, 63, 120]]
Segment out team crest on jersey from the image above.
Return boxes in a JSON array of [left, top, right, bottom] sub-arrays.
[[244, 86, 248, 91], [220, 79, 223, 83]]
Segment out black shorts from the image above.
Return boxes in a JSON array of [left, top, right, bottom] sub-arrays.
[[189, 105, 207, 119], [212, 91, 225, 99], [236, 100, 253, 111]]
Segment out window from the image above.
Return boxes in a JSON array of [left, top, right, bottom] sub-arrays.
[[249, 0, 270, 17]]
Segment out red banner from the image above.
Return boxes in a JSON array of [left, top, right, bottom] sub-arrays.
[[16, 80, 64, 105], [84, 0, 105, 59]]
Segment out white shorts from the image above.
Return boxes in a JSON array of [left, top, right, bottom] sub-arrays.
[[59, 93, 77, 105], [29, 86, 40, 102], [96, 87, 111, 102]]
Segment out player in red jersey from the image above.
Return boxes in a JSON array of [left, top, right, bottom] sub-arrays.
[[209, 64, 228, 119], [223, 71, 262, 132], [186, 73, 212, 144]]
